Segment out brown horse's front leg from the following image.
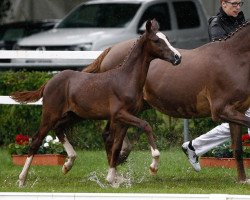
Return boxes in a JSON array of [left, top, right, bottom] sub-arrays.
[[229, 123, 249, 183], [218, 105, 250, 127]]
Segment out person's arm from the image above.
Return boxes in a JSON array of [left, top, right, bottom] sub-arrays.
[[208, 17, 227, 41]]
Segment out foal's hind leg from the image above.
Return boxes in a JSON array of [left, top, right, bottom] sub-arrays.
[[54, 112, 79, 174], [18, 117, 55, 187], [117, 110, 160, 175], [61, 136, 76, 174]]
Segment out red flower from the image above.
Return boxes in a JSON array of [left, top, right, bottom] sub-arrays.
[[242, 133, 250, 146], [15, 134, 30, 145]]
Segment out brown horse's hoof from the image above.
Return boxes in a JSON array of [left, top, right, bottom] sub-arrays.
[[149, 166, 158, 175]]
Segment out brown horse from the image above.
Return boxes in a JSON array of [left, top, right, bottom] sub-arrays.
[[11, 19, 181, 187], [83, 21, 250, 183]]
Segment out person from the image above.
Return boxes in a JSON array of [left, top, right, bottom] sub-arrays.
[[182, 0, 247, 172]]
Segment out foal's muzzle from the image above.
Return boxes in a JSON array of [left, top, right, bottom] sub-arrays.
[[173, 54, 181, 65]]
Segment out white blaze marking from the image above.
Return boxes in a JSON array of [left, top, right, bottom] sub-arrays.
[[156, 32, 181, 58]]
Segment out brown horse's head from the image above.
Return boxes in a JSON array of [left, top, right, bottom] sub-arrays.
[[145, 19, 181, 65]]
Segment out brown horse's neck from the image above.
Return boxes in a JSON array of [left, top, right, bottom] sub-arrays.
[[228, 22, 250, 53], [120, 34, 154, 91]]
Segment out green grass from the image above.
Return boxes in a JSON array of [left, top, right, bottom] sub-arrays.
[[0, 148, 250, 194]]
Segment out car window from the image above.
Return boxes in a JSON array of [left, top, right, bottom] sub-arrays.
[[58, 3, 141, 28], [173, 1, 200, 29], [2, 28, 25, 41], [138, 3, 171, 31]]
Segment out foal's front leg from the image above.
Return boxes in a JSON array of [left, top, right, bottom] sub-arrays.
[[117, 110, 160, 174], [106, 123, 128, 186]]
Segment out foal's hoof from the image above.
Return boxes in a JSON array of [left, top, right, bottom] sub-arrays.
[[108, 175, 125, 188], [239, 179, 250, 185], [62, 165, 70, 174], [18, 179, 25, 188], [149, 166, 158, 175]]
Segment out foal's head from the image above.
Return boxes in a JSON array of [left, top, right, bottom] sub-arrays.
[[145, 19, 181, 65]]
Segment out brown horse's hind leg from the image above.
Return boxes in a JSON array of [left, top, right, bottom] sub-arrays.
[[102, 121, 132, 165], [118, 135, 132, 164], [229, 123, 250, 183], [102, 121, 114, 165], [116, 110, 160, 175]]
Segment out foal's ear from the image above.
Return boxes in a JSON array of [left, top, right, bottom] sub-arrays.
[[146, 19, 159, 33], [146, 20, 152, 33]]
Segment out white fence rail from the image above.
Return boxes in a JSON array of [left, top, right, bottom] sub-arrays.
[[0, 50, 103, 69], [0, 96, 42, 105], [0, 50, 102, 105], [1, 193, 250, 200], [0, 50, 102, 59]]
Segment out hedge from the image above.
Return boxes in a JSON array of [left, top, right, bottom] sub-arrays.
[[0, 70, 219, 150]]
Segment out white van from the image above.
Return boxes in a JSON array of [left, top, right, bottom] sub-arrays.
[[14, 0, 209, 65]]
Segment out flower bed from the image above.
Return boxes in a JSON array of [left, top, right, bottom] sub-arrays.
[[9, 134, 67, 166], [201, 133, 250, 168], [12, 154, 66, 166]]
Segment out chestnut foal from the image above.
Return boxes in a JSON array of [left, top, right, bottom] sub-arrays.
[[11, 19, 181, 187]]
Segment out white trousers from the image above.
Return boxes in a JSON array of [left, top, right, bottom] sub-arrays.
[[192, 108, 250, 156]]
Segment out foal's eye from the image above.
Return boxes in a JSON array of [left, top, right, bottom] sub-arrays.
[[154, 39, 160, 43]]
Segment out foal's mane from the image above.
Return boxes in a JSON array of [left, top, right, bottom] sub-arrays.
[[117, 35, 143, 68], [212, 20, 249, 42]]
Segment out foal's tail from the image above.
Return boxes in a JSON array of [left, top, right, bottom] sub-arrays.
[[82, 47, 111, 73], [10, 82, 47, 104]]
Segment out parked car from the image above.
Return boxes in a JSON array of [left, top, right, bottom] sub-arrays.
[[13, 0, 209, 65], [0, 20, 59, 50]]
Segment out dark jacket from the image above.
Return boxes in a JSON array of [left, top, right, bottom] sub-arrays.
[[208, 7, 245, 41]]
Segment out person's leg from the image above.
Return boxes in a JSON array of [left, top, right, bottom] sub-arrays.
[[182, 123, 230, 171], [192, 123, 230, 156], [245, 108, 250, 135], [183, 108, 250, 171]]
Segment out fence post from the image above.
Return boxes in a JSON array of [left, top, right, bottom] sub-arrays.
[[183, 119, 189, 142]]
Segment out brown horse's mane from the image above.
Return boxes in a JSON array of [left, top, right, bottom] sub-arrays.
[[212, 20, 249, 42]]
